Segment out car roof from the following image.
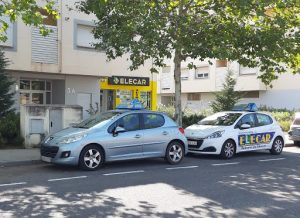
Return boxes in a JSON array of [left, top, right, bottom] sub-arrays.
[[109, 109, 165, 115]]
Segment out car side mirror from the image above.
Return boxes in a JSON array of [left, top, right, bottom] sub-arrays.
[[113, 126, 126, 136], [240, 123, 251, 130]]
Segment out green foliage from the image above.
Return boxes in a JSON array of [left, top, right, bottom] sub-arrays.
[[0, 49, 14, 117], [0, 112, 24, 147], [210, 71, 242, 113], [0, 0, 59, 42], [79, 0, 300, 83], [157, 105, 207, 128]]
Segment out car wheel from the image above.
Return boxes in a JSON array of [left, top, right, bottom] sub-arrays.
[[79, 145, 104, 171], [270, 137, 284, 155], [220, 140, 236, 159], [165, 141, 184, 164], [294, 141, 300, 146]]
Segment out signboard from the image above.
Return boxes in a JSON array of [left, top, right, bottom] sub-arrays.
[[108, 76, 150, 86]]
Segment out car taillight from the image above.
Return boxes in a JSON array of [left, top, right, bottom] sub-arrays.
[[179, 127, 185, 135]]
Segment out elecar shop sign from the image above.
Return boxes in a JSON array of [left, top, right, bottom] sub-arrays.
[[108, 76, 150, 86]]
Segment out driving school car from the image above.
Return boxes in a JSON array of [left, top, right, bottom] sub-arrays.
[[185, 104, 285, 159], [40, 100, 188, 170]]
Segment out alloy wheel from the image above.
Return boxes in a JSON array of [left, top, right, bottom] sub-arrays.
[[169, 144, 183, 162], [224, 142, 235, 158], [84, 149, 101, 169], [274, 139, 283, 153]]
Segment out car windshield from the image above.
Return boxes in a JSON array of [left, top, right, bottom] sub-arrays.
[[198, 112, 242, 126], [74, 111, 122, 129], [294, 118, 300, 125]]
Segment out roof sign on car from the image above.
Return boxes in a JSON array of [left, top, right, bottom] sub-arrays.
[[116, 99, 144, 110], [232, 103, 258, 112]]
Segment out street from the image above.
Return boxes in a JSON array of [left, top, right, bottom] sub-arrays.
[[0, 147, 300, 218]]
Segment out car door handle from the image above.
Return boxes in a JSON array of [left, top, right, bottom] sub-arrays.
[[134, 134, 142, 139], [162, 131, 169, 135]]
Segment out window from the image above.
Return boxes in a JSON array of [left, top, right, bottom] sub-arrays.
[[256, 114, 273, 126], [195, 67, 209, 79], [19, 79, 52, 105], [239, 65, 257, 75], [187, 93, 201, 101], [0, 16, 14, 48], [241, 91, 259, 98], [216, 60, 228, 68], [238, 114, 256, 128], [294, 118, 300, 125], [162, 66, 171, 73], [143, 114, 165, 129], [116, 114, 140, 132], [76, 24, 97, 48], [180, 68, 189, 80]]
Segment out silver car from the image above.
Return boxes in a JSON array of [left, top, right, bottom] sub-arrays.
[[288, 113, 300, 146], [41, 109, 188, 170]]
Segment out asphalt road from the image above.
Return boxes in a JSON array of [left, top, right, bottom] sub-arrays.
[[0, 147, 300, 218]]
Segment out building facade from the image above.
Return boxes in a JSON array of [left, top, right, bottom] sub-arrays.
[[157, 58, 300, 111], [1, 0, 157, 120]]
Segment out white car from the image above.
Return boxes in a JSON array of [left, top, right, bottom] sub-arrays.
[[185, 108, 285, 159]]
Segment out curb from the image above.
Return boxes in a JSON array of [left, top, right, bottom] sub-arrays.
[[0, 160, 43, 168]]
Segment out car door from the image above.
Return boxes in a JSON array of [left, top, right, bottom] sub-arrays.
[[235, 113, 258, 153], [253, 113, 276, 150], [104, 113, 144, 161], [141, 113, 170, 157]]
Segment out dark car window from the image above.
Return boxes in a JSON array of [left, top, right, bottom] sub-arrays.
[[256, 113, 273, 126], [143, 113, 165, 129], [237, 114, 256, 128], [108, 114, 140, 133]]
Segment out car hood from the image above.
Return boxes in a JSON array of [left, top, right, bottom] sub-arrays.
[[185, 124, 225, 139]]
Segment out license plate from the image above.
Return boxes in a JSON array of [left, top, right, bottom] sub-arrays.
[[41, 156, 52, 163], [188, 140, 198, 146]]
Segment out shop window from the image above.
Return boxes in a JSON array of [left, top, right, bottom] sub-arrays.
[[216, 60, 228, 68], [20, 93, 30, 104], [32, 81, 45, 90], [20, 80, 30, 90], [188, 93, 201, 101]]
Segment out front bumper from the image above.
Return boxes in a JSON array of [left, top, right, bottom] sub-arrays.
[[40, 142, 82, 166], [187, 137, 223, 155]]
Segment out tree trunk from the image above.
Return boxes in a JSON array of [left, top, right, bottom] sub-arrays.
[[173, 49, 182, 126]]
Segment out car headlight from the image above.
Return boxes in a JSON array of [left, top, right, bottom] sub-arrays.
[[60, 133, 87, 144], [206, 131, 225, 139]]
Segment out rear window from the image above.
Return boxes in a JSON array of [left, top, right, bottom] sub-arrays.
[[294, 118, 300, 125], [143, 113, 165, 129]]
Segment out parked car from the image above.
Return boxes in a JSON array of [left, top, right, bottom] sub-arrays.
[[41, 108, 187, 170], [288, 113, 300, 146], [185, 104, 285, 159]]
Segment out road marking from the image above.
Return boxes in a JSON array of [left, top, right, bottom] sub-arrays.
[[103, 170, 144, 176], [259, 158, 286, 162], [48, 176, 87, 182], [166, 166, 199, 170], [0, 182, 27, 187], [212, 162, 240, 166]]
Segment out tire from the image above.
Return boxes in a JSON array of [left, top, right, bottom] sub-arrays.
[[220, 140, 236, 159], [165, 141, 184, 164], [79, 144, 105, 171], [294, 141, 300, 146], [270, 137, 284, 155]]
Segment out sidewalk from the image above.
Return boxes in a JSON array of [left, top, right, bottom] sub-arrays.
[[0, 134, 296, 167], [0, 148, 41, 167]]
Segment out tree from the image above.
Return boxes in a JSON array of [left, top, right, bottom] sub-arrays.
[[211, 71, 241, 113], [0, 49, 14, 116], [0, 0, 59, 42], [79, 0, 300, 126]]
